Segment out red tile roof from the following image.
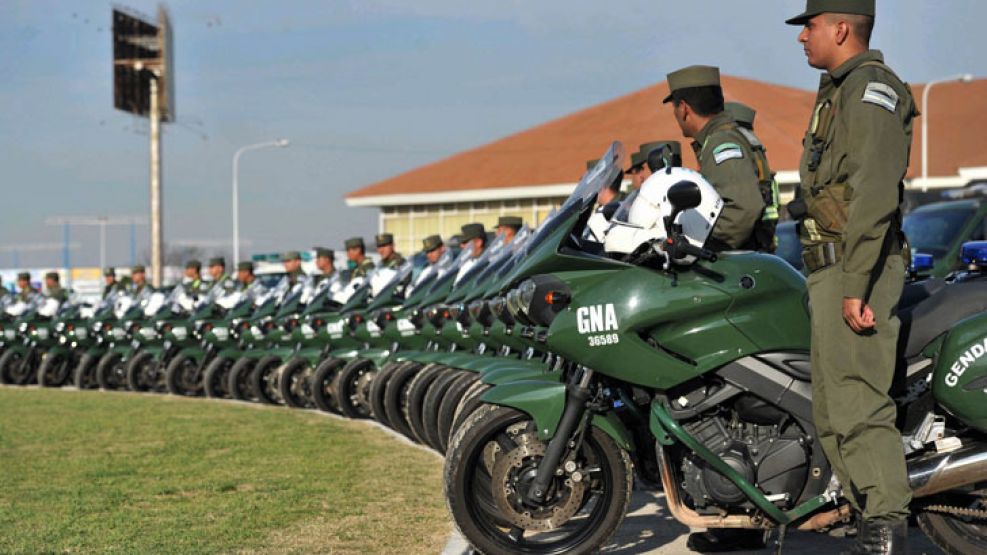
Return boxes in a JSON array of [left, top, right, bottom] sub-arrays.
[[348, 76, 987, 199]]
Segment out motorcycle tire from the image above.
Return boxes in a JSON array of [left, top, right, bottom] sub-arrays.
[[250, 355, 283, 405], [421, 369, 466, 452], [444, 404, 632, 555], [278, 358, 314, 409], [166, 353, 204, 397], [368, 361, 403, 428], [37, 352, 71, 387], [383, 362, 423, 440], [918, 495, 987, 555], [403, 364, 446, 445], [434, 372, 479, 454], [203, 356, 234, 399], [73, 354, 99, 389], [451, 381, 492, 439], [311, 357, 346, 414], [96, 352, 127, 391], [126, 351, 158, 393], [331, 359, 376, 419], [0, 349, 30, 385], [227, 357, 258, 402]]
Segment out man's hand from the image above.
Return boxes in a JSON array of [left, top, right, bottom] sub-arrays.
[[843, 297, 875, 333]]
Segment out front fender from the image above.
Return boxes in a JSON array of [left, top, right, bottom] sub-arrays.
[[328, 347, 361, 361], [360, 348, 392, 367], [177, 346, 205, 365], [480, 379, 634, 451], [481, 366, 552, 385]]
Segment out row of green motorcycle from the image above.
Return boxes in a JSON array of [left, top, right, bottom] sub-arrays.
[[3, 141, 987, 554]]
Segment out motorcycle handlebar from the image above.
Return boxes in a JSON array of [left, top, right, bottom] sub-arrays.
[[667, 235, 718, 263]]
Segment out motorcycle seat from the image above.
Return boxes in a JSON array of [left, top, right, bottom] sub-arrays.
[[898, 278, 946, 312], [898, 278, 987, 359]]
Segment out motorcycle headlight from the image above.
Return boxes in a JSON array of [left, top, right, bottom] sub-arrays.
[[505, 277, 569, 327], [55, 322, 66, 333], [92, 321, 104, 332]]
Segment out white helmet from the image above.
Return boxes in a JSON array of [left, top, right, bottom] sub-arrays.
[[604, 167, 722, 264]]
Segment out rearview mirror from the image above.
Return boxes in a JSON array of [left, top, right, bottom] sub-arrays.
[[667, 181, 702, 211]]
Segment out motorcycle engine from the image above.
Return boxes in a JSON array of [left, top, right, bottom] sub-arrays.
[[680, 394, 810, 512]]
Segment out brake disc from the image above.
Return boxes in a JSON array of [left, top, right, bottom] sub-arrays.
[[490, 431, 586, 531]]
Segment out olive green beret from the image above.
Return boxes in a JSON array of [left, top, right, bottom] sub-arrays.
[[786, 0, 874, 25], [497, 216, 523, 229], [131, 264, 146, 274], [314, 247, 334, 259], [45, 271, 59, 281], [725, 102, 757, 129], [17, 272, 30, 281], [586, 159, 599, 171], [103, 267, 115, 277], [343, 237, 364, 250], [375, 233, 394, 247], [282, 251, 301, 261], [422, 234, 443, 252], [185, 260, 201, 270], [460, 223, 485, 242], [208, 257, 225, 267], [237, 261, 254, 272], [662, 65, 721, 103]]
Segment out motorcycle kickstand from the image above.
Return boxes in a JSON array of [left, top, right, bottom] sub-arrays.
[[774, 523, 787, 555]]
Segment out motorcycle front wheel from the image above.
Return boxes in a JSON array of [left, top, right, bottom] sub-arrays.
[[444, 403, 632, 555]]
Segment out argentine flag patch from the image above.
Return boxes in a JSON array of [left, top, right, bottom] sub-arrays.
[[862, 82, 898, 113], [713, 142, 743, 165]]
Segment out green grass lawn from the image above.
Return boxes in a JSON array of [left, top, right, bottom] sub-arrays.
[[0, 387, 449, 554]]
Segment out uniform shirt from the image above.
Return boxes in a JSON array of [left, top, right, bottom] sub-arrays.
[[208, 274, 238, 295], [352, 257, 375, 278], [286, 269, 305, 287], [797, 50, 915, 298], [380, 252, 406, 269], [691, 111, 766, 249], [311, 269, 336, 285], [102, 281, 123, 300], [17, 288, 38, 303], [46, 286, 69, 303]]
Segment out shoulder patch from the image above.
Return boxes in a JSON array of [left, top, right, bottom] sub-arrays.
[[861, 81, 898, 113], [712, 142, 744, 165], [737, 127, 763, 148]]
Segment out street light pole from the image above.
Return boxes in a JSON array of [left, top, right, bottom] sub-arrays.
[[232, 139, 289, 264], [921, 73, 973, 192]]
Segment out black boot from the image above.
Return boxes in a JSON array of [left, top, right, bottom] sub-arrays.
[[840, 519, 908, 555], [686, 528, 766, 552]]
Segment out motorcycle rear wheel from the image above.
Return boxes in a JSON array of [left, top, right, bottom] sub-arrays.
[[918, 491, 987, 555], [444, 404, 632, 555]]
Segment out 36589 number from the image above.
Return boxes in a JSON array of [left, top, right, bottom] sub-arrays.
[[587, 333, 619, 347]]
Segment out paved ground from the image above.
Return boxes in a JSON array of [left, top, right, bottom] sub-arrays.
[[443, 485, 945, 555]]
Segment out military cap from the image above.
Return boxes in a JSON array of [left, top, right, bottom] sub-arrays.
[[422, 234, 444, 252], [236, 261, 254, 272], [208, 256, 225, 267], [460, 223, 485, 242], [449, 234, 462, 245], [314, 247, 334, 259], [17, 272, 30, 281], [628, 151, 647, 170], [344, 237, 365, 250], [497, 216, 523, 229], [282, 250, 301, 261], [185, 260, 202, 270], [375, 233, 394, 247], [45, 271, 59, 281], [131, 264, 146, 274], [786, 0, 875, 25], [103, 267, 116, 277], [662, 65, 721, 103], [725, 102, 757, 129], [586, 159, 600, 171]]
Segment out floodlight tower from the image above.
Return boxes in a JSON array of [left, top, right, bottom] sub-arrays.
[[112, 5, 175, 287]]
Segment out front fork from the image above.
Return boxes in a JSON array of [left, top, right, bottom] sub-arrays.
[[525, 368, 594, 504]]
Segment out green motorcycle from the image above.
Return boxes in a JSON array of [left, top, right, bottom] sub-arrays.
[[444, 144, 987, 555], [0, 294, 61, 385]]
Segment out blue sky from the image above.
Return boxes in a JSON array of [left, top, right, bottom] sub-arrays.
[[2, 0, 985, 268]]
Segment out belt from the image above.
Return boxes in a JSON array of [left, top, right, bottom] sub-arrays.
[[802, 242, 844, 274]]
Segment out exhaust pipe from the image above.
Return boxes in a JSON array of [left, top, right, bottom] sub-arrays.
[[909, 442, 987, 498]]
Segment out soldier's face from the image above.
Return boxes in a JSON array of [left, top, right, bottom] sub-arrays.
[[469, 237, 484, 257], [237, 269, 252, 283], [376, 244, 394, 259], [671, 100, 697, 138], [104, 275, 115, 285], [45, 278, 56, 289], [426, 246, 445, 264], [497, 226, 516, 244], [316, 255, 333, 273], [283, 259, 301, 273], [17, 278, 28, 290], [184, 267, 199, 279], [209, 264, 224, 280], [346, 246, 363, 262], [133, 272, 146, 285], [799, 15, 838, 70]]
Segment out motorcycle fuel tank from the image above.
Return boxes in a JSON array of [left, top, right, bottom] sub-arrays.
[[932, 312, 987, 432]]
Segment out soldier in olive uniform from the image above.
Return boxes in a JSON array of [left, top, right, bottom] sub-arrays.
[[422, 235, 446, 265], [130, 265, 153, 301], [235, 261, 267, 301], [15, 272, 38, 303], [664, 66, 768, 251], [788, 1, 915, 553], [206, 257, 237, 295], [375, 234, 406, 269], [724, 101, 782, 251], [282, 251, 306, 286], [344, 238, 375, 278], [0, 276, 8, 300], [460, 224, 486, 259], [313, 247, 336, 283], [183, 260, 207, 296], [102, 268, 122, 299], [44, 271, 69, 303], [495, 216, 523, 245]]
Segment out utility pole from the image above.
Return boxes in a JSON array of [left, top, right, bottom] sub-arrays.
[[149, 72, 163, 286]]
